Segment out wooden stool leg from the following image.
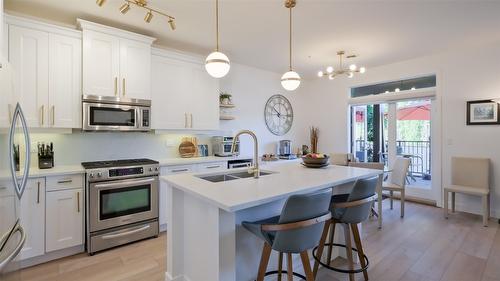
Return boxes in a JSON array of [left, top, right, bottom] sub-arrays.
[[400, 189, 405, 218], [257, 243, 272, 281], [343, 224, 355, 281], [278, 252, 283, 281], [444, 190, 449, 219], [327, 221, 336, 265], [300, 251, 314, 281], [390, 191, 394, 210], [351, 223, 369, 281], [287, 253, 293, 281], [313, 220, 330, 277]]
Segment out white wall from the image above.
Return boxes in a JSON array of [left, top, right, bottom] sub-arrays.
[[298, 40, 500, 218]]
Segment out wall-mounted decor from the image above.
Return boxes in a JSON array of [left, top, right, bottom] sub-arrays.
[[467, 100, 500, 125], [264, 94, 293, 135]]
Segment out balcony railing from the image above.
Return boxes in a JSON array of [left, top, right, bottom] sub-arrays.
[[354, 140, 431, 177]]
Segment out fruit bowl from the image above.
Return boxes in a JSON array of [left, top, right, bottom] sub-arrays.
[[302, 153, 330, 165]]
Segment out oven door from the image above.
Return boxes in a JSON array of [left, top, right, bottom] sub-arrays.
[[89, 176, 158, 232], [83, 102, 139, 131]]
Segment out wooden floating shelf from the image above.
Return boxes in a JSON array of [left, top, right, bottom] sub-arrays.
[[219, 104, 236, 108], [219, 115, 236, 120]]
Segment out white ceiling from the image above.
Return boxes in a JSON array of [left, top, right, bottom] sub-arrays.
[[5, 0, 500, 77]]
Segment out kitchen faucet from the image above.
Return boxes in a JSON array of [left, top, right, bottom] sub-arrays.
[[231, 130, 260, 178]]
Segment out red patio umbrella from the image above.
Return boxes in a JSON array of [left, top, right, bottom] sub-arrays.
[[397, 104, 430, 120]]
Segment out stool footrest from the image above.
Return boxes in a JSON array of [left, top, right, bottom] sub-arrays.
[[312, 243, 369, 274], [255, 270, 306, 280]]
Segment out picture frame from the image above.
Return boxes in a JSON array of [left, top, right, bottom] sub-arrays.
[[466, 100, 500, 125]]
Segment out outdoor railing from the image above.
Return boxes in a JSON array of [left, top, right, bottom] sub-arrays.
[[354, 139, 431, 177]]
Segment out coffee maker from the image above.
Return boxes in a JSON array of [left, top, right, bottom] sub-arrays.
[[278, 140, 296, 160]]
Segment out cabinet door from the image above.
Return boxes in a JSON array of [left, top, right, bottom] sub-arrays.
[[190, 66, 219, 130], [49, 34, 81, 128], [159, 165, 195, 227], [151, 56, 191, 129], [119, 39, 151, 100], [9, 25, 49, 127], [0, 51, 15, 128], [46, 189, 83, 252], [82, 30, 120, 97], [19, 179, 45, 260]]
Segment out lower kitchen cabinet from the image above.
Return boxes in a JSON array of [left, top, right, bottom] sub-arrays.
[[46, 188, 83, 252], [19, 178, 46, 260]]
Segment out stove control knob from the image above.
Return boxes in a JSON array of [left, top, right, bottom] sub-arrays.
[[155, 167, 159, 171], [149, 167, 153, 172], [89, 173, 94, 178], [97, 172, 102, 177]]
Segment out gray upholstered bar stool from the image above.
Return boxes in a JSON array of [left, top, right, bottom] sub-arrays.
[[312, 176, 379, 281], [242, 188, 332, 281]]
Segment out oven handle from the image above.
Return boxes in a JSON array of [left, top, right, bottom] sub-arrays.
[[101, 224, 151, 240], [93, 177, 156, 190]]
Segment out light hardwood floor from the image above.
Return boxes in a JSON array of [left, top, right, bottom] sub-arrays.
[[10, 201, 500, 281]]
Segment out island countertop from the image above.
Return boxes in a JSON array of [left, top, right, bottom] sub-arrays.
[[161, 160, 383, 212]]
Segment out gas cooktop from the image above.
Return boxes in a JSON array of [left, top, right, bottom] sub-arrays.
[[81, 158, 159, 169]]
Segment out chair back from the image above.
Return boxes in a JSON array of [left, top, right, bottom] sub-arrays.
[[389, 157, 410, 187], [451, 157, 490, 190], [331, 153, 356, 166], [349, 162, 384, 170], [336, 176, 378, 224], [272, 188, 332, 253]]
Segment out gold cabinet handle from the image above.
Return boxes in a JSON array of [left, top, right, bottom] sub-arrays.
[[77, 191, 80, 213], [40, 105, 45, 126], [114, 77, 118, 96], [57, 179, 73, 184], [184, 113, 188, 128], [51, 106, 55, 126], [8, 104, 12, 122], [37, 182, 40, 204], [190, 113, 193, 128], [122, 78, 126, 96]]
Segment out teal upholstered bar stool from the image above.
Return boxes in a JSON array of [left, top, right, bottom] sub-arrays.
[[242, 188, 332, 281], [313, 176, 379, 281]]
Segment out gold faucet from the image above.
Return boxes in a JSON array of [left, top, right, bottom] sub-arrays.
[[231, 130, 260, 178]]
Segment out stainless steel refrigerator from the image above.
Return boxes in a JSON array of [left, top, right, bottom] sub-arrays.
[[0, 60, 31, 279]]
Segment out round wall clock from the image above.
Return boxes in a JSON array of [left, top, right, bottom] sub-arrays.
[[264, 94, 293, 135]]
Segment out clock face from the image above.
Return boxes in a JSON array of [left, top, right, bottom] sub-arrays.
[[264, 94, 293, 136]]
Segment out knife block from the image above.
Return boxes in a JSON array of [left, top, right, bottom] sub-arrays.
[[38, 153, 54, 169]]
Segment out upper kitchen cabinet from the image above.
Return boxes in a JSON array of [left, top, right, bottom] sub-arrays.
[[151, 49, 219, 131], [6, 15, 82, 129], [78, 19, 155, 100]]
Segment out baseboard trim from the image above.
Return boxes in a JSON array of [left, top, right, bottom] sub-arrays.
[[165, 272, 191, 281], [19, 245, 84, 269]]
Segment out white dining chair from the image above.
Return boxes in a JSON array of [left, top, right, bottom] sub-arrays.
[[444, 157, 490, 226], [382, 157, 410, 218]]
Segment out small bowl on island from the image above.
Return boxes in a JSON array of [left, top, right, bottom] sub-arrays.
[[301, 153, 330, 168]]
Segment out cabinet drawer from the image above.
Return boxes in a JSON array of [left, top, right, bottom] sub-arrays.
[[197, 162, 227, 172], [46, 174, 84, 191], [162, 165, 194, 175], [0, 181, 14, 197]]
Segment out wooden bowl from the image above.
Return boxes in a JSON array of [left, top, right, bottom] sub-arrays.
[[302, 155, 330, 165]]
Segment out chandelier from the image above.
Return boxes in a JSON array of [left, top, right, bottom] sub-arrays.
[[317, 51, 366, 79], [96, 0, 176, 30]]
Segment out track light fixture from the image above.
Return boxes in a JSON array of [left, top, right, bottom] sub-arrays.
[[97, 0, 176, 31]]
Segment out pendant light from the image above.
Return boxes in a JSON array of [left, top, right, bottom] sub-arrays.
[[205, 0, 230, 78], [281, 0, 301, 91]]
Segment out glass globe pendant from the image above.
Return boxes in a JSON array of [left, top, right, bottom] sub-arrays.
[[281, 0, 300, 91], [205, 0, 230, 78]]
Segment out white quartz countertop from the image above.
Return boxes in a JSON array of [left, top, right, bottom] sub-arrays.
[[157, 155, 252, 166], [161, 160, 383, 212], [0, 165, 85, 181]]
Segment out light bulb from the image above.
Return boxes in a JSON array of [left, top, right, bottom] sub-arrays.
[[385, 91, 390, 93], [317, 71, 324, 77], [359, 67, 366, 73], [205, 51, 230, 78], [326, 66, 334, 73], [411, 87, 416, 90], [349, 64, 357, 71], [281, 71, 301, 91], [395, 88, 400, 92], [348, 72, 354, 78], [328, 74, 335, 80]]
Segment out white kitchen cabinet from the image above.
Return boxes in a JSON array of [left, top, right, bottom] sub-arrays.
[[48, 33, 81, 128], [79, 20, 155, 100], [0, 49, 15, 128], [151, 50, 219, 130], [46, 188, 83, 252], [19, 178, 45, 260], [196, 161, 227, 172], [119, 38, 151, 100], [0, 181, 17, 237], [82, 30, 120, 97], [8, 25, 49, 128]]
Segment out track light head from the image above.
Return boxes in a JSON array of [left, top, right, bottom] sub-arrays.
[[168, 18, 176, 30], [119, 3, 130, 14], [144, 10, 153, 23], [96, 0, 106, 7]]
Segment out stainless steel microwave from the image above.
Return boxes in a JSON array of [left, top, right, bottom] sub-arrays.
[[82, 95, 151, 132]]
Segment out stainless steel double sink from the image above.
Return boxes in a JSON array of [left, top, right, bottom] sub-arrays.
[[196, 170, 275, 183]]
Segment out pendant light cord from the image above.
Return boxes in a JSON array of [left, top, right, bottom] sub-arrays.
[[216, 0, 219, 51], [289, 5, 292, 70]]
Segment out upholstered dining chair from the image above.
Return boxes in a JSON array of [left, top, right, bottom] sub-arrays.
[[382, 157, 410, 218], [444, 157, 490, 226], [330, 153, 356, 166]]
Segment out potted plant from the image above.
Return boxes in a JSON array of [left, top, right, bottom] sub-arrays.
[[219, 91, 232, 105]]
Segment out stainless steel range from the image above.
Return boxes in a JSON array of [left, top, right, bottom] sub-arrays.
[[81, 159, 159, 255]]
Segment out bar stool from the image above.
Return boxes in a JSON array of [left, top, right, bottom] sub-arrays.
[[312, 176, 379, 281], [242, 188, 332, 281]]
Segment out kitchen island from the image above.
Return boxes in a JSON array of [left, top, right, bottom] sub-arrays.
[[161, 160, 382, 281]]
